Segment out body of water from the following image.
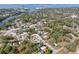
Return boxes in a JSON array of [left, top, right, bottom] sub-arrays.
[[0, 4, 79, 9], [0, 16, 18, 27], [0, 4, 79, 27]]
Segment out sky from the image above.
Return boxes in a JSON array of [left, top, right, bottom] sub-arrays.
[[0, 4, 79, 9], [0, 0, 79, 4]]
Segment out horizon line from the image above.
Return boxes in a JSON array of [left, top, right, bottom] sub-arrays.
[[0, 4, 79, 8]]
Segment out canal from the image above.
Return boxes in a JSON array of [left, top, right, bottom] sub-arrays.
[[0, 15, 19, 27]]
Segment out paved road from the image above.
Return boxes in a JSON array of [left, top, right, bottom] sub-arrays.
[[4, 28, 20, 36]]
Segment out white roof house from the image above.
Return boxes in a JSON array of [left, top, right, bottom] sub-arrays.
[[20, 32, 29, 40], [40, 46, 47, 51], [70, 14, 78, 18]]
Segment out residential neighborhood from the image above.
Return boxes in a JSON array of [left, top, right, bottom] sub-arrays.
[[0, 7, 79, 54]]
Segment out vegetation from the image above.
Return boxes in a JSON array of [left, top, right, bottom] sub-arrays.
[[44, 48, 52, 54], [0, 36, 14, 40], [0, 8, 79, 54], [66, 43, 76, 52]]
